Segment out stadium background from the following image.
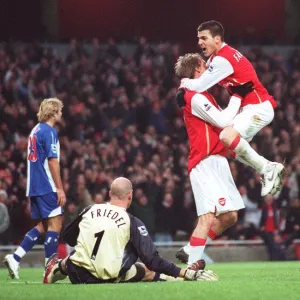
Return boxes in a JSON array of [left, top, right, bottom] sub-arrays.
[[0, 0, 299, 264]]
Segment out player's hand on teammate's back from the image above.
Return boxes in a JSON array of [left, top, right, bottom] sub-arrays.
[[228, 81, 254, 98], [176, 89, 186, 107], [57, 188, 66, 207]]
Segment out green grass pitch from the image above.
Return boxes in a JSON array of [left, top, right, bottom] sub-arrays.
[[0, 262, 299, 300]]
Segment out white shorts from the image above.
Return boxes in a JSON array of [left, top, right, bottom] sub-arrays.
[[232, 100, 274, 141], [190, 155, 244, 216]]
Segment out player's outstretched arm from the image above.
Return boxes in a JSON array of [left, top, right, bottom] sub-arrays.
[[48, 158, 66, 207], [180, 56, 234, 92], [190, 93, 240, 128], [129, 215, 218, 281], [129, 215, 182, 278]]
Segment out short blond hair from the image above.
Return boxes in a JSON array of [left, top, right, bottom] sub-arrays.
[[174, 53, 202, 79], [37, 98, 63, 122]]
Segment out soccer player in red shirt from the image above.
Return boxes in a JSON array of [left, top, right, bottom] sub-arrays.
[[179, 20, 284, 197], [174, 53, 250, 266]]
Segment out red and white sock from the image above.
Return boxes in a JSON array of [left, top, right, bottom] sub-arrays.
[[183, 243, 191, 254], [208, 229, 217, 241], [228, 136, 268, 174], [187, 236, 207, 266]]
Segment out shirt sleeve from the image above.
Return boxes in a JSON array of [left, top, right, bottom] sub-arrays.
[[44, 129, 59, 158], [181, 56, 234, 92], [191, 94, 241, 128], [129, 216, 181, 278]]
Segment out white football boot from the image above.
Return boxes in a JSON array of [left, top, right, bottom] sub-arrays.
[[3, 254, 20, 280], [261, 162, 285, 197]]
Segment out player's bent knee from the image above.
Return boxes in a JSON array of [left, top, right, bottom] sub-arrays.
[[219, 127, 240, 147], [123, 263, 147, 283]]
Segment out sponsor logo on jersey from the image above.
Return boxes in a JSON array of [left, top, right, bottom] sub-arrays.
[[51, 144, 58, 153], [204, 103, 211, 111], [138, 226, 148, 236], [208, 64, 214, 72], [219, 197, 226, 206]]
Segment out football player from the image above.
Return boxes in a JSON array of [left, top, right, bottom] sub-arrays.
[[179, 20, 284, 197], [174, 53, 266, 266], [4, 98, 66, 279], [44, 177, 218, 284]]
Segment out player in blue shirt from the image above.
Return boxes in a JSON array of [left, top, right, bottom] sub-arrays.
[[4, 98, 66, 280]]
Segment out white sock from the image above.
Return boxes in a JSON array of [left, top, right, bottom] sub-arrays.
[[183, 243, 191, 254], [45, 258, 49, 266], [231, 137, 268, 174], [14, 247, 26, 261], [187, 245, 206, 266], [187, 237, 207, 266], [184, 238, 212, 256], [235, 154, 252, 168]]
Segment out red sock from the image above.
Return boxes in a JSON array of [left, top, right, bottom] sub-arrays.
[[228, 136, 241, 151], [190, 236, 206, 246], [228, 150, 236, 159], [208, 229, 217, 240]]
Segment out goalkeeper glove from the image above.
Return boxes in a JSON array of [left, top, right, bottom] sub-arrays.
[[184, 269, 219, 281]]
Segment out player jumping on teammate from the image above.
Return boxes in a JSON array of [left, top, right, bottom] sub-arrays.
[[174, 53, 253, 266], [179, 20, 285, 197]]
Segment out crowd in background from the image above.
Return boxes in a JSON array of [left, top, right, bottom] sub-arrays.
[[0, 38, 299, 260]]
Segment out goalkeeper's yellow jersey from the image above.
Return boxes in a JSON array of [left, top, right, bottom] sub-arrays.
[[70, 203, 130, 280]]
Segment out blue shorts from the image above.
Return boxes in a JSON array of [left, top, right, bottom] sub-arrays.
[[30, 192, 64, 220]]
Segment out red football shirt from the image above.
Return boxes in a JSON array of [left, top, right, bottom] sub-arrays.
[[181, 43, 277, 109], [183, 90, 227, 173]]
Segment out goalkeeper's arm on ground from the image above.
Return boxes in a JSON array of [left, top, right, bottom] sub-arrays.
[[128, 214, 181, 278]]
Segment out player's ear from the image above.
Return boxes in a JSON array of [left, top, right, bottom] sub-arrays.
[[194, 67, 201, 74], [215, 35, 222, 44]]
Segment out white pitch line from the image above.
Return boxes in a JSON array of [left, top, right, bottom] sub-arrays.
[[8, 281, 43, 284]]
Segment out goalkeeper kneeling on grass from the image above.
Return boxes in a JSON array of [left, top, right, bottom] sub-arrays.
[[44, 177, 218, 284]]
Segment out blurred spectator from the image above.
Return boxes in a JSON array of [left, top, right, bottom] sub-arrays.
[[0, 39, 299, 250], [238, 186, 261, 239], [129, 189, 155, 237], [0, 189, 10, 244], [281, 199, 300, 250], [154, 192, 177, 242], [259, 195, 286, 261]]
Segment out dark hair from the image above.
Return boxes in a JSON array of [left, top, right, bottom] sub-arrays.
[[197, 20, 224, 41]]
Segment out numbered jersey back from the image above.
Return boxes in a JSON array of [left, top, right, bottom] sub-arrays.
[[26, 123, 60, 197], [70, 203, 131, 280]]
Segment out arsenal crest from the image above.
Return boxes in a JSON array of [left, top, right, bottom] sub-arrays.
[[219, 198, 226, 206]]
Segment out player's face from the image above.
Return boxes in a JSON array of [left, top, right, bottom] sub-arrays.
[[197, 30, 218, 57], [55, 107, 63, 122], [194, 59, 207, 78]]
